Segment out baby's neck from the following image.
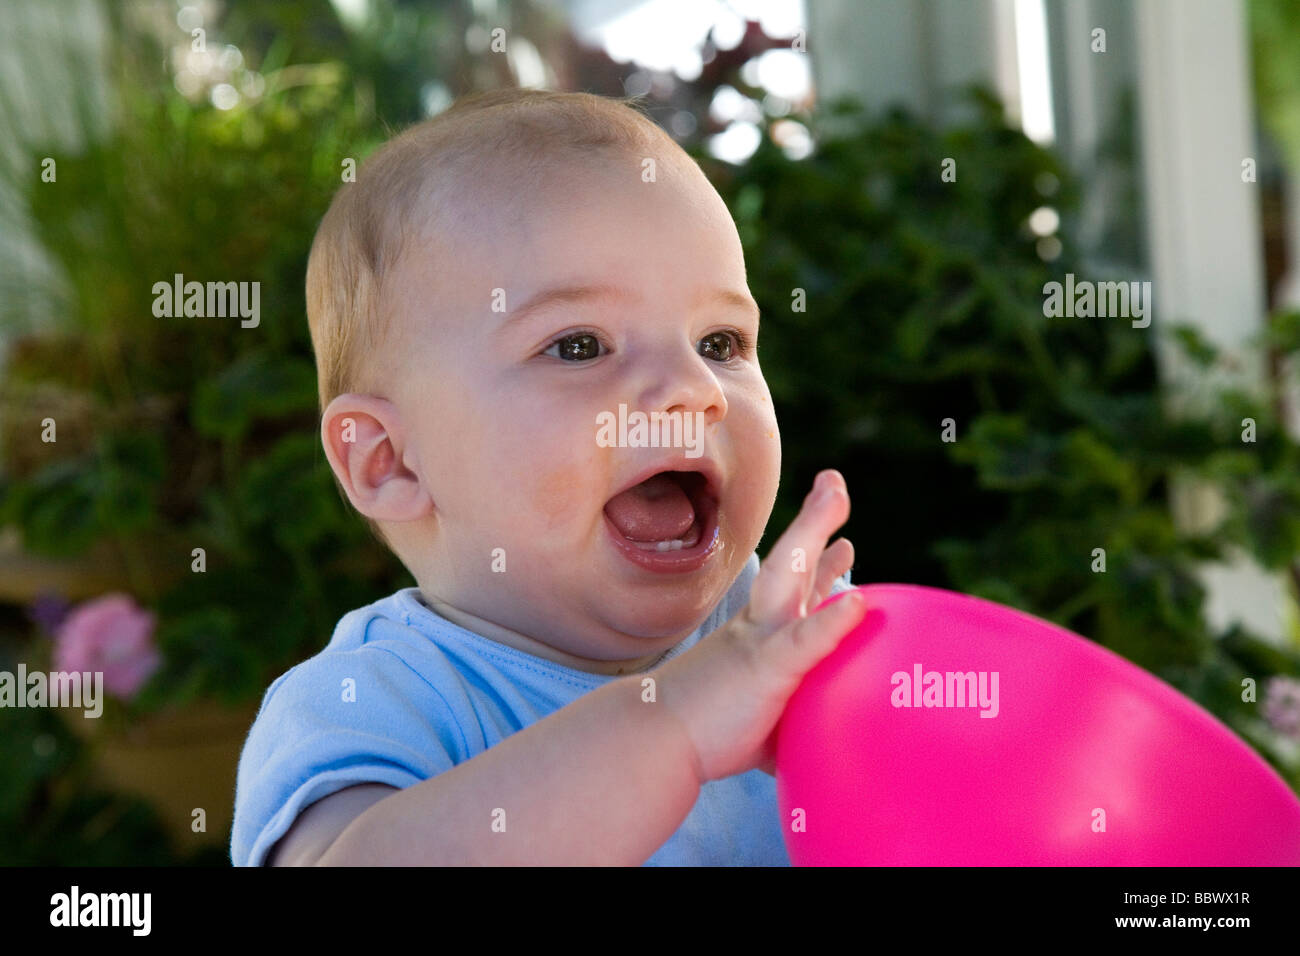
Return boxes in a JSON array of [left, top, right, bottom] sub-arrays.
[[417, 592, 670, 676]]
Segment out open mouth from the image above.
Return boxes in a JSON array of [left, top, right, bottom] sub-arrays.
[[603, 470, 721, 571]]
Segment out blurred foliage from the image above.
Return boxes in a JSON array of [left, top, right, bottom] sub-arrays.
[[2, 0, 1300, 874], [0, 636, 223, 865], [0, 1, 417, 727], [0, 0, 541, 866], [1250, 0, 1300, 175], [701, 89, 1300, 789]]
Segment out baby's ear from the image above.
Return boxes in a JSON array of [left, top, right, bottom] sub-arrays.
[[320, 394, 431, 523]]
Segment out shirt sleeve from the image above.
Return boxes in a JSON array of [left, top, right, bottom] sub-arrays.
[[827, 568, 854, 597], [230, 643, 464, 867]]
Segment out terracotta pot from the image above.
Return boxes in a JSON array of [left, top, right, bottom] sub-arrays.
[[0, 526, 192, 605], [66, 698, 260, 853]]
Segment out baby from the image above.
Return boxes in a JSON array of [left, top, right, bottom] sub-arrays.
[[230, 88, 864, 866]]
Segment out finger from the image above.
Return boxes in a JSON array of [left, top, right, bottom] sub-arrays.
[[765, 587, 867, 677], [809, 536, 854, 611], [747, 470, 850, 628], [751, 471, 850, 623]]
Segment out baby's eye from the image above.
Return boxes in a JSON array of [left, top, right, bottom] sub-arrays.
[[544, 332, 606, 362], [699, 329, 751, 362]]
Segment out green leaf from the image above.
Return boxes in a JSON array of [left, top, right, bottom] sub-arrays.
[[3, 457, 103, 557], [191, 351, 317, 440], [1057, 429, 1140, 501], [953, 414, 1057, 489], [94, 431, 166, 534], [234, 432, 338, 549], [1168, 323, 1220, 367]]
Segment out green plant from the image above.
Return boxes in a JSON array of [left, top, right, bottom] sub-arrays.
[[3, 3, 1298, 798], [0, 3, 413, 717], [701, 90, 1300, 789]]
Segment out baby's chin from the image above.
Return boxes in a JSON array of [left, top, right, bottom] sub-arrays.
[[612, 525, 757, 630], [592, 570, 738, 642], [609, 607, 713, 643]]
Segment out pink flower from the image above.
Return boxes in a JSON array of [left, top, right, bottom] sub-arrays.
[[1263, 676, 1300, 739], [53, 593, 162, 701]]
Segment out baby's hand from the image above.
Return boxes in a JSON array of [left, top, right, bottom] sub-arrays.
[[653, 469, 863, 784]]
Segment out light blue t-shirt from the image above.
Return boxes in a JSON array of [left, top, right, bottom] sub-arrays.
[[230, 551, 851, 866]]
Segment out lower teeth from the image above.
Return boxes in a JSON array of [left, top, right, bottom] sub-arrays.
[[631, 522, 701, 552], [633, 538, 685, 552]]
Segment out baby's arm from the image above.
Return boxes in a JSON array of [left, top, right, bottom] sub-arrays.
[[267, 783, 396, 865], [274, 469, 857, 866], [297, 675, 699, 865]]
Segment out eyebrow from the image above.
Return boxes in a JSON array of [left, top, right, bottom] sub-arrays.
[[498, 283, 760, 331]]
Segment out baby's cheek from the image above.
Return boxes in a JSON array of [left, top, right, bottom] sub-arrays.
[[740, 398, 781, 509], [531, 461, 593, 532], [741, 394, 780, 452]]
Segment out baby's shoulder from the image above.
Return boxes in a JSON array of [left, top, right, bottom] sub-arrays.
[[259, 591, 471, 715]]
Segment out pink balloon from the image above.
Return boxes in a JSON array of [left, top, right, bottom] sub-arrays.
[[776, 585, 1300, 865]]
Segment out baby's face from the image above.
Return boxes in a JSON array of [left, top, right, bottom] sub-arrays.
[[385, 152, 780, 664]]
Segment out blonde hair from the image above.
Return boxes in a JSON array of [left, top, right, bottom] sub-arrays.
[[305, 88, 679, 547]]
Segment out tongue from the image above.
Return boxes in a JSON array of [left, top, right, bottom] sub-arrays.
[[605, 473, 697, 542]]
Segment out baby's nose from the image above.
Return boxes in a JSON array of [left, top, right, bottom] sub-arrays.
[[638, 350, 728, 422]]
